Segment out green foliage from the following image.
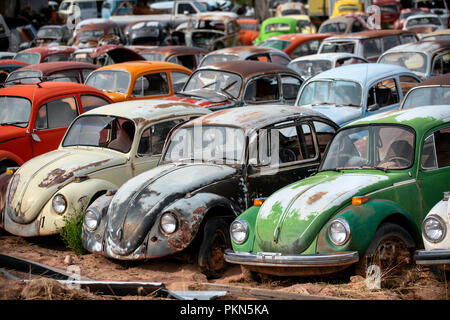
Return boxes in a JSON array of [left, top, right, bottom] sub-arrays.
[[57, 209, 87, 256]]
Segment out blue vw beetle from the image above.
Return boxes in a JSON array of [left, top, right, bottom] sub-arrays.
[[295, 63, 422, 126]]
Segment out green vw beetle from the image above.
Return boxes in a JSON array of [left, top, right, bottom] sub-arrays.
[[225, 105, 450, 284]]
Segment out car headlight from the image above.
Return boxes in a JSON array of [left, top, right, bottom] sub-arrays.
[[423, 215, 446, 243], [160, 211, 178, 234], [230, 219, 248, 244], [52, 194, 67, 214], [328, 218, 351, 246], [84, 209, 100, 232]]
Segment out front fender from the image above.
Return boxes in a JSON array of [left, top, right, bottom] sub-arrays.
[[230, 206, 260, 253], [0, 150, 24, 166], [0, 173, 12, 228], [316, 199, 421, 255]]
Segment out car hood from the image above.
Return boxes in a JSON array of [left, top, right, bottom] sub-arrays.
[[254, 172, 390, 254], [7, 149, 126, 224], [0, 125, 27, 143], [166, 91, 236, 109], [304, 105, 363, 126], [105, 162, 237, 256]]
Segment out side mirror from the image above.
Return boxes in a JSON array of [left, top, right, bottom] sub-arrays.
[[367, 103, 380, 112], [31, 131, 41, 142]]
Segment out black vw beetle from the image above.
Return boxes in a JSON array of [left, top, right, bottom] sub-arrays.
[[82, 105, 338, 277]]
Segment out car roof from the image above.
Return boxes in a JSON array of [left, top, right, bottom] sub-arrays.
[[380, 40, 450, 55], [15, 61, 98, 74], [422, 29, 450, 38], [346, 105, 450, 135], [290, 52, 366, 63], [305, 63, 414, 85], [205, 46, 290, 58], [325, 29, 415, 41], [93, 61, 191, 75], [134, 45, 208, 57], [81, 99, 211, 126], [0, 59, 29, 66], [266, 33, 332, 43], [196, 60, 298, 80], [184, 105, 334, 133], [17, 46, 76, 56], [416, 73, 450, 86]]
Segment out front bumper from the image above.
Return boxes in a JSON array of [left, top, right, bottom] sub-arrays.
[[224, 250, 359, 276], [414, 249, 450, 266]]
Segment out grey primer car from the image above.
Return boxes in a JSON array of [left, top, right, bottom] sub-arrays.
[[82, 105, 339, 278]]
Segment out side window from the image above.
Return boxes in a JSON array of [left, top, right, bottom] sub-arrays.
[[178, 3, 195, 14], [171, 71, 190, 92], [351, 21, 364, 33], [43, 53, 69, 62], [292, 41, 319, 59], [81, 94, 110, 112], [133, 72, 170, 97], [244, 76, 279, 103], [281, 75, 302, 103], [362, 39, 381, 59], [176, 55, 196, 70], [398, 76, 420, 96], [367, 78, 399, 109], [421, 127, 450, 170], [35, 96, 78, 130], [382, 36, 400, 51], [313, 121, 336, 155], [271, 54, 290, 66], [431, 53, 450, 76], [138, 119, 184, 156]]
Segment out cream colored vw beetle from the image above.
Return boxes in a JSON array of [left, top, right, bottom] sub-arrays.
[[1, 99, 210, 236]]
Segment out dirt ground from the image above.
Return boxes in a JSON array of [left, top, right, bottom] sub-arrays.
[[0, 231, 448, 300]]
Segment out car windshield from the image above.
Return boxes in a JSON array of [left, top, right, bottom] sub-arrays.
[[238, 23, 257, 31], [289, 59, 332, 78], [63, 115, 136, 153], [320, 41, 356, 54], [265, 22, 291, 33], [298, 80, 362, 107], [37, 27, 62, 39], [141, 52, 164, 61], [182, 70, 242, 99], [379, 52, 427, 73], [14, 52, 41, 65], [86, 70, 131, 94], [402, 86, 450, 108], [416, 0, 447, 9], [199, 54, 239, 67], [319, 22, 348, 34], [163, 125, 245, 164], [320, 125, 415, 171], [5, 70, 42, 86], [78, 29, 104, 41], [406, 16, 441, 27], [258, 39, 292, 51], [0, 96, 32, 128]]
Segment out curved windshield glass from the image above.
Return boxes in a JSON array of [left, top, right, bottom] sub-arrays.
[[63, 115, 136, 153], [265, 23, 291, 33], [298, 80, 362, 107], [289, 60, 332, 78], [5, 70, 42, 86], [0, 96, 32, 128], [319, 22, 348, 34], [78, 29, 104, 41], [402, 86, 450, 108], [258, 39, 291, 51], [406, 16, 441, 27], [37, 27, 62, 39], [183, 70, 242, 99], [379, 52, 427, 74], [86, 70, 131, 94], [14, 52, 41, 65], [320, 42, 355, 54], [320, 125, 415, 171], [163, 125, 245, 164], [199, 54, 238, 67]]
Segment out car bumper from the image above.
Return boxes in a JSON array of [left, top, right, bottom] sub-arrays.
[[414, 249, 450, 265], [224, 250, 359, 276]]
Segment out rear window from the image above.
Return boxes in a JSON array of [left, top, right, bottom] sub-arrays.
[[320, 42, 355, 54]]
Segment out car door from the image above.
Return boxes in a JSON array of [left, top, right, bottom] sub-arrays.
[[31, 95, 79, 157], [246, 118, 337, 201], [417, 124, 450, 218]]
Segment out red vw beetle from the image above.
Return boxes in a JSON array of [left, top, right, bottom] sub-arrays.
[[0, 82, 112, 172]]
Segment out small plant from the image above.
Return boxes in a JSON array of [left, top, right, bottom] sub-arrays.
[[57, 208, 87, 256]]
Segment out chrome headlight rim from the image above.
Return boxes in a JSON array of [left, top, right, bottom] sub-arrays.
[[328, 218, 351, 246], [230, 219, 248, 245], [159, 211, 179, 235], [83, 208, 100, 232], [52, 194, 67, 215], [422, 215, 447, 243]]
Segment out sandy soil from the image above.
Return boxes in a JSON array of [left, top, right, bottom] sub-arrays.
[[0, 231, 448, 300]]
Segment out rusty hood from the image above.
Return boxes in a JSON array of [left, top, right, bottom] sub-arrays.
[[254, 171, 391, 254], [166, 92, 236, 110], [7, 148, 125, 224], [104, 162, 237, 256]]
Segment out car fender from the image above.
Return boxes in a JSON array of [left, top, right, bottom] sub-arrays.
[[0, 151, 24, 167], [316, 199, 421, 255], [230, 205, 260, 253]]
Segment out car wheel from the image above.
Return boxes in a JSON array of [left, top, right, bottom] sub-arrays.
[[355, 222, 415, 288], [198, 217, 231, 279]]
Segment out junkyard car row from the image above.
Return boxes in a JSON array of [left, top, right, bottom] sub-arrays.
[[0, 0, 449, 291]]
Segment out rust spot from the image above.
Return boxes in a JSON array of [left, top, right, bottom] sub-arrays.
[[153, 102, 200, 109], [193, 206, 206, 215], [307, 191, 328, 205]]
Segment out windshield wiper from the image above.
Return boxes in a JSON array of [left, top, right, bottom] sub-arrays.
[[176, 91, 207, 99], [219, 81, 237, 100], [202, 81, 217, 89], [0, 121, 28, 127], [310, 102, 336, 106]]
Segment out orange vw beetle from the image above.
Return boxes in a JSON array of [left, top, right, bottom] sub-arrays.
[[84, 61, 192, 102]]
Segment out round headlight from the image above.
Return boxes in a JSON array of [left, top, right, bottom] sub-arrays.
[[230, 219, 248, 245], [328, 218, 351, 246], [84, 209, 100, 232], [52, 194, 67, 214], [160, 211, 178, 234], [423, 215, 446, 243]]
